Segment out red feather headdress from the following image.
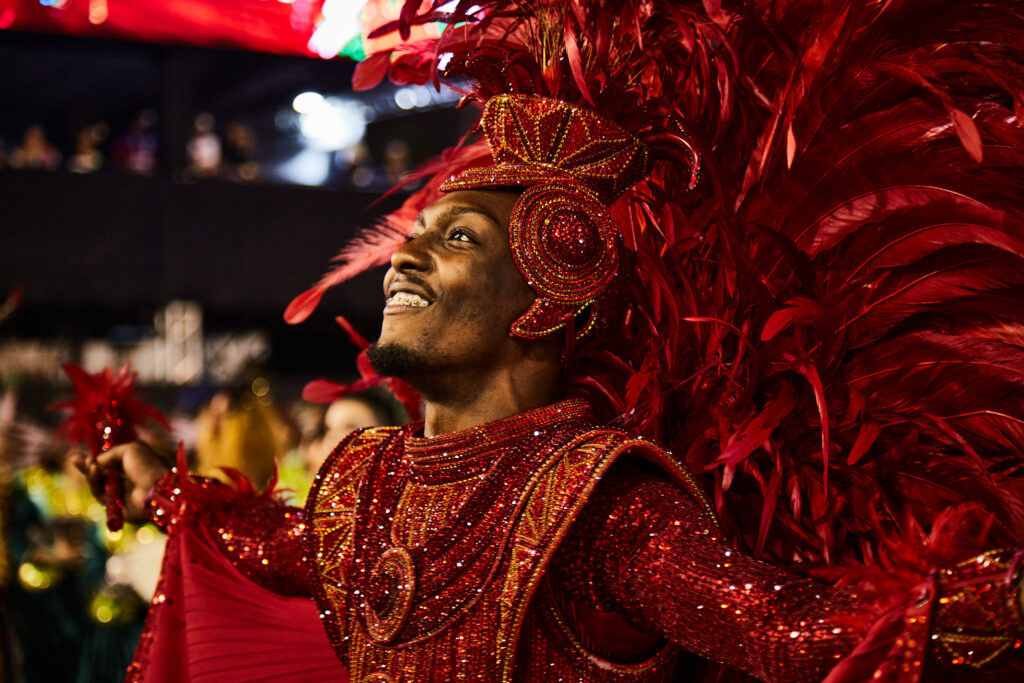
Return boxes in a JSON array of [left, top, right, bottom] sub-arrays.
[[290, 4, 1024, 673]]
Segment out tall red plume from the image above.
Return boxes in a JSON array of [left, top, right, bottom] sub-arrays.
[[341, 0, 1024, 570]]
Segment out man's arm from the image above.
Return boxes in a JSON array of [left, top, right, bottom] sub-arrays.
[[76, 441, 313, 597], [147, 468, 312, 596], [554, 461, 1023, 682]]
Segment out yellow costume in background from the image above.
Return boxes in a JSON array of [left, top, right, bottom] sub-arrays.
[[195, 394, 281, 491]]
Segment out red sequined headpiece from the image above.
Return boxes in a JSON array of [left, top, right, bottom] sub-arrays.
[[441, 94, 652, 338]]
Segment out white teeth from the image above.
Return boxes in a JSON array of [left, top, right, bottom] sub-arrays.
[[387, 291, 430, 307]]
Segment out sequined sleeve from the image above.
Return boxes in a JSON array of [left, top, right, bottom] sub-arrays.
[[553, 463, 896, 682], [148, 469, 312, 597]]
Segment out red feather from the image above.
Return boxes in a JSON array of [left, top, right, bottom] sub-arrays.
[[352, 51, 392, 91], [334, 315, 371, 350], [301, 377, 380, 404], [50, 364, 169, 530], [283, 287, 325, 325], [283, 220, 406, 324]]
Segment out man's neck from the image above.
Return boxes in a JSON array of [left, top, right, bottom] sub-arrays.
[[418, 361, 563, 437]]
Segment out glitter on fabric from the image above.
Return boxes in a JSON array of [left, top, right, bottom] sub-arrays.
[[137, 401, 1024, 681], [441, 94, 652, 204], [303, 398, 709, 680]]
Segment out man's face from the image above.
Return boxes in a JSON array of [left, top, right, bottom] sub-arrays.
[[369, 190, 535, 383]]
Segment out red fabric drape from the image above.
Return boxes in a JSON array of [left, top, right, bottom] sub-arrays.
[[132, 521, 346, 682]]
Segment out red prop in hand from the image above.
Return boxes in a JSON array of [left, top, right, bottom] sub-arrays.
[[50, 364, 169, 531]]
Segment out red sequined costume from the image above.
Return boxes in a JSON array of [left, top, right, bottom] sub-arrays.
[[124, 1, 1024, 681], [131, 399, 1022, 682]]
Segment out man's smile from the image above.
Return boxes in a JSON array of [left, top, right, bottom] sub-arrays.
[[384, 291, 432, 312], [384, 277, 435, 313]]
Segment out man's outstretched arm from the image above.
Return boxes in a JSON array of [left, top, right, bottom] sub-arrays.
[[555, 462, 1023, 682], [146, 465, 313, 596]]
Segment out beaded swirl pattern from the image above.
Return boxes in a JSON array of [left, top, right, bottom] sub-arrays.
[[509, 184, 619, 304]]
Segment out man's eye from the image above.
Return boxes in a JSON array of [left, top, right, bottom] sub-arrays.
[[449, 229, 472, 242]]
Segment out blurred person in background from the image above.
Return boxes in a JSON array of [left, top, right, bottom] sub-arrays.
[[304, 393, 391, 475], [341, 141, 385, 191], [382, 139, 410, 186], [277, 392, 393, 506], [9, 124, 60, 171], [183, 112, 221, 181], [111, 110, 158, 176], [68, 122, 107, 174], [2, 386, 155, 683], [194, 386, 296, 491], [222, 121, 260, 183]]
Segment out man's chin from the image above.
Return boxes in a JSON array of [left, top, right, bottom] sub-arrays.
[[367, 342, 436, 380]]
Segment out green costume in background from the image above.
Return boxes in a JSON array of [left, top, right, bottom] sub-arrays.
[[7, 467, 146, 683]]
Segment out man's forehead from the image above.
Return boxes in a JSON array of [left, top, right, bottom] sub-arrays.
[[414, 190, 517, 229], [414, 203, 493, 227]]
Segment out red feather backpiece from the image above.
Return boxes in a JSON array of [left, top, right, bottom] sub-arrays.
[[293, 1, 1024, 676], [50, 364, 170, 530]]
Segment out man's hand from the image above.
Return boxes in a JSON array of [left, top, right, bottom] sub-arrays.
[[71, 442, 170, 525]]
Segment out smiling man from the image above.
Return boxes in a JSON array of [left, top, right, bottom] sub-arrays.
[[86, 97, 1024, 682], [76, 1, 1024, 681]]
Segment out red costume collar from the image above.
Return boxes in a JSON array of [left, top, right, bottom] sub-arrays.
[[405, 398, 594, 484]]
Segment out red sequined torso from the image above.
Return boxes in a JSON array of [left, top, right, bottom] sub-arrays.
[[136, 398, 1024, 682], [305, 399, 708, 681]]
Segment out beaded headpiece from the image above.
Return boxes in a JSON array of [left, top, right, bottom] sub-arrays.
[[439, 93, 652, 338], [281, 37, 701, 340]]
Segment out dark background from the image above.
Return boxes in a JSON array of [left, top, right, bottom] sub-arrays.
[[1, 29, 470, 392]]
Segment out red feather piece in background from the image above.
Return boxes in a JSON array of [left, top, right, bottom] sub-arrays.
[[300, 317, 423, 421], [49, 364, 170, 530], [352, 51, 392, 91]]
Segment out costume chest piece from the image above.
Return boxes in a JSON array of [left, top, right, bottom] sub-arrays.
[[345, 400, 600, 648]]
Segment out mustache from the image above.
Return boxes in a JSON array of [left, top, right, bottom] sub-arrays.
[[389, 274, 436, 301]]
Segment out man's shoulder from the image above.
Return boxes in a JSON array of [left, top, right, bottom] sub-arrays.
[[338, 424, 403, 455], [566, 425, 716, 520], [348, 424, 404, 447], [566, 424, 670, 457], [320, 425, 403, 478], [542, 425, 680, 490], [307, 426, 404, 515]]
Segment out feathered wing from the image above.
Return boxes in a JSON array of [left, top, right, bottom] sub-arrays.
[[350, 0, 1024, 565], [701, 1, 1024, 573], [298, 1, 1024, 674]]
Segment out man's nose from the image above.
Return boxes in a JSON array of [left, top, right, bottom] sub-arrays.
[[390, 235, 432, 272]]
